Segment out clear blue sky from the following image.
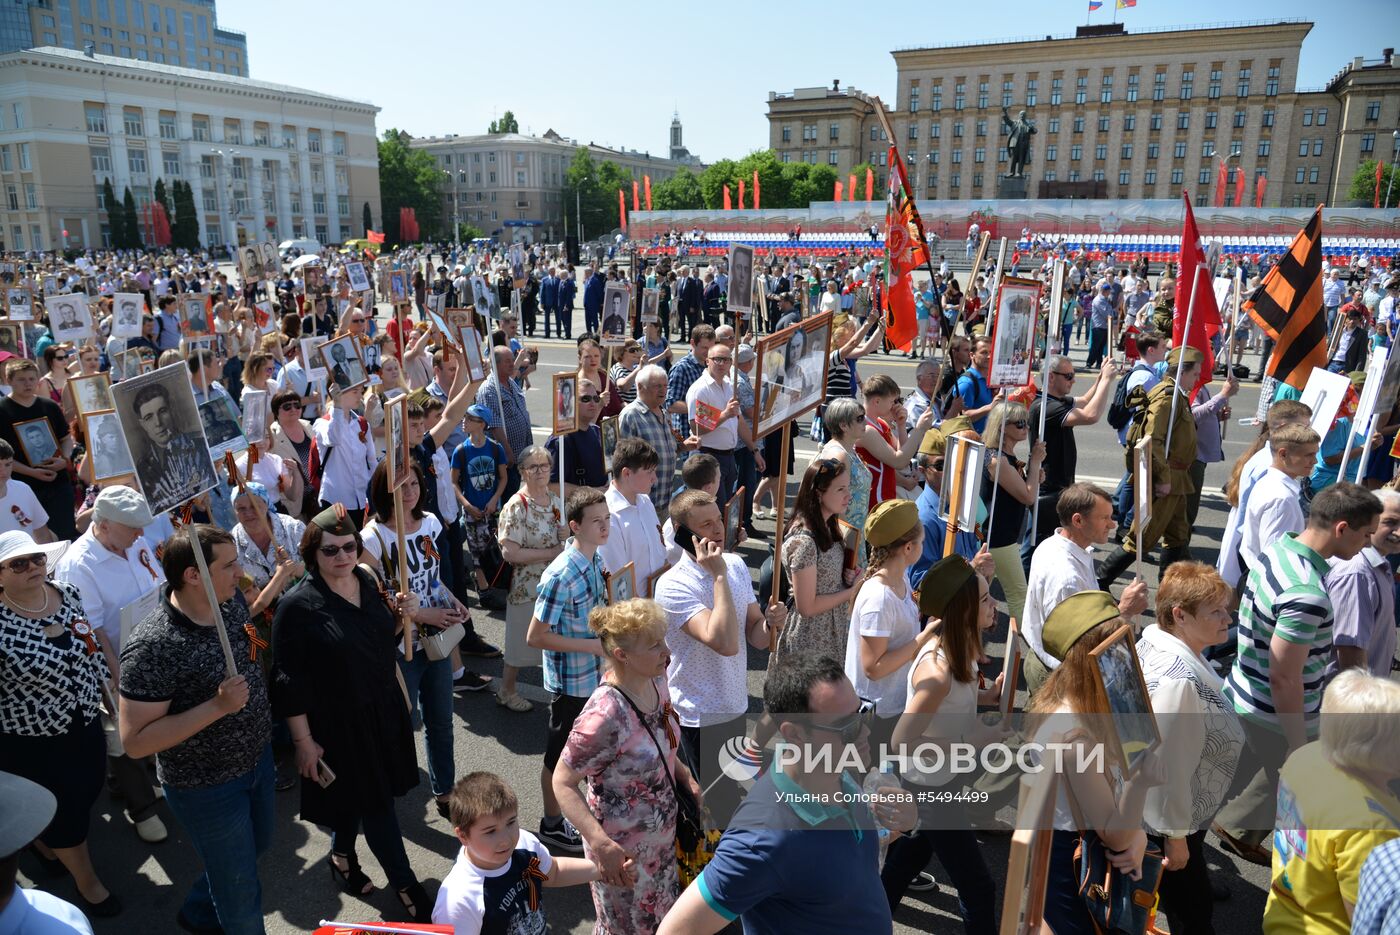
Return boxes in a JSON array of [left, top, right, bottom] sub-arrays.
[[229, 0, 1393, 162]]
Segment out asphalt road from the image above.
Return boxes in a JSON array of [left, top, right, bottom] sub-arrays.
[[29, 276, 1273, 935]]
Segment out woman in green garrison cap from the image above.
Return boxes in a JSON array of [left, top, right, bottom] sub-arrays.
[[881, 554, 1003, 925]]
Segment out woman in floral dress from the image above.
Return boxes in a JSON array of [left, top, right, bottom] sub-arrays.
[[553, 598, 699, 934]]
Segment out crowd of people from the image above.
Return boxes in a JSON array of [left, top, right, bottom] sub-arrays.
[[0, 233, 1399, 935]]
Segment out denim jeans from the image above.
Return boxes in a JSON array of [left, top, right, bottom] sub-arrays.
[[161, 745, 275, 935], [882, 827, 996, 933], [397, 651, 455, 797], [331, 802, 416, 891], [1086, 327, 1109, 368], [735, 446, 758, 526]]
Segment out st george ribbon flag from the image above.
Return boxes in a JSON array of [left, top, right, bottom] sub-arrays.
[[1174, 193, 1222, 394], [1245, 204, 1327, 391], [882, 144, 931, 353]]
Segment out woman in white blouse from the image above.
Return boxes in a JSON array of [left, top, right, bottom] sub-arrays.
[[1137, 562, 1244, 935]]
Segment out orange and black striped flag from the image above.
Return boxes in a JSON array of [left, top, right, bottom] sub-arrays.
[[1245, 205, 1326, 390]]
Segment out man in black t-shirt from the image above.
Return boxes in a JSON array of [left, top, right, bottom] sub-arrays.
[[0, 359, 75, 540], [1025, 356, 1118, 567]]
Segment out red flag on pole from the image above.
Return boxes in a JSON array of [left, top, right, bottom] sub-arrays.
[[848, 174, 857, 202], [865, 167, 875, 201], [723, 185, 732, 211], [753, 171, 761, 209], [1214, 161, 1228, 208], [1376, 161, 1385, 209], [367, 230, 385, 245], [632, 180, 639, 212], [644, 175, 652, 211], [738, 179, 746, 211], [1255, 175, 1267, 208], [1174, 193, 1222, 395], [834, 180, 843, 201], [618, 189, 627, 232], [1233, 169, 1246, 208], [883, 145, 931, 354]]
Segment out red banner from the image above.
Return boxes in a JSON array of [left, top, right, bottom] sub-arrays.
[[367, 229, 385, 244], [1214, 161, 1228, 208], [753, 170, 761, 209], [618, 189, 627, 232], [834, 180, 843, 201], [644, 175, 652, 211], [883, 145, 930, 353], [1255, 175, 1267, 209], [1233, 169, 1246, 208], [866, 167, 874, 201], [848, 174, 857, 202], [1174, 193, 1222, 395], [632, 180, 639, 212], [738, 179, 746, 211], [723, 185, 731, 211]]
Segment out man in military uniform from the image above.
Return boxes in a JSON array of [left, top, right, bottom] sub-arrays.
[[1097, 346, 1202, 587]]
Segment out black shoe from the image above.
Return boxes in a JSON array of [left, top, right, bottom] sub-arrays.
[[452, 671, 493, 693], [477, 588, 508, 612], [26, 844, 67, 878], [176, 909, 224, 935], [435, 797, 452, 820], [906, 871, 938, 892], [81, 893, 123, 918], [1096, 546, 1134, 591], [397, 881, 433, 923], [328, 851, 375, 896], [459, 630, 502, 658], [537, 816, 585, 854]]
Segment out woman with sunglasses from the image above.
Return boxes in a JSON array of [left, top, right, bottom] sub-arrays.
[[772, 456, 861, 667], [270, 506, 430, 920], [0, 530, 122, 916], [268, 389, 316, 520], [38, 344, 72, 404], [979, 400, 1043, 623], [815, 396, 874, 533], [577, 337, 622, 420], [885, 555, 1002, 929]]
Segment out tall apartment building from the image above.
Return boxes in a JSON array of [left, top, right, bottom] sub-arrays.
[[0, 46, 380, 252], [411, 123, 702, 243], [766, 82, 891, 182], [0, 0, 248, 75], [1289, 50, 1400, 207]]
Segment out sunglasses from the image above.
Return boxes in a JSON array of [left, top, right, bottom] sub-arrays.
[[578, 394, 602, 403], [807, 698, 876, 744], [3, 552, 47, 573], [1008, 420, 1028, 429], [1053, 370, 1075, 378], [317, 542, 359, 557], [280, 402, 304, 411], [523, 463, 551, 474], [710, 356, 732, 363]]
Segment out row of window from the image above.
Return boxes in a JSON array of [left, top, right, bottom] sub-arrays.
[[84, 106, 346, 155], [909, 165, 1269, 192], [898, 106, 1285, 142], [905, 65, 1282, 111], [82, 146, 348, 191]]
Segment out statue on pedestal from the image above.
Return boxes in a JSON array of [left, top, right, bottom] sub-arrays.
[[1002, 106, 1037, 179]]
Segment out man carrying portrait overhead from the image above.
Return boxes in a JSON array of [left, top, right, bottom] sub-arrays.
[[130, 381, 212, 510]]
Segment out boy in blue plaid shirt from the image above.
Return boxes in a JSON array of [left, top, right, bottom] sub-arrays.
[[526, 487, 610, 853]]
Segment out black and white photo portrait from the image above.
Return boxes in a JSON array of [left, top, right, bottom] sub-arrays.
[[316, 335, 368, 393], [85, 411, 136, 482], [111, 363, 218, 516], [44, 294, 92, 344], [111, 293, 144, 339], [727, 243, 755, 314], [601, 282, 629, 346]]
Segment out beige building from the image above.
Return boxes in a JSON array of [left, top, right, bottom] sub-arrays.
[[1289, 50, 1400, 207], [0, 45, 380, 252], [767, 82, 891, 182], [0, 0, 249, 75], [411, 124, 700, 244]]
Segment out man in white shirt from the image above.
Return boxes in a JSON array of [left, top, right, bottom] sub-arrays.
[[653, 489, 781, 786], [1238, 423, 1318, 574], [52, 486, 168, 843], [597, 438, 667, 597], [1217, 398, 1313, 590], [685, 343, 762, 507], [1322, 268, 1346, 333], [0, 440, 52, 541], [1023, 483, 1148, 692]]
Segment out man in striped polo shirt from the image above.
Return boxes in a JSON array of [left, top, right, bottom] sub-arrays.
[[1212, 482, 1381, 865]]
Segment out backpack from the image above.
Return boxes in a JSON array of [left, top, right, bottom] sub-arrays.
[[1107, 364, 1152, 431]]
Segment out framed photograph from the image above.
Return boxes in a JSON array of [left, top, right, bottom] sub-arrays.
[[42, 276, 59, 297], [298, 336, 328, 382], [70, 372, 113, 417], [241, 389, 270, 445], [645, 563, 670, 597], [727, 243, 755, 314], [601, 415, 619, 463], [83, 410, 136, 482], [1087, 624, 1162, 778], [12, 417, 58, 465], [315, 335, 368, 393], [237, 244, 265, 284], [1133, 435, 1152, 569], [384, 395, 411, 491], [606, 561, 636, 604], [552, 372, 578, 435], [0, 320, 24, 359], [110, 362, 218, 516], [344, 261, 371, 293], [198, 393, 249, 462], [470, 276, 492, 320], [1001, 617, 1022, 716], [752, 311, 833, 440], [426, 292, 446, 317], [110, 293, 144, 339], [1001, 768, 1058, 935], [259, 241, 281, 279], [111, 347, 147, 382], [358, 289, 376, 318], [601, 282, 630, 347], [5, 287, 33, 321], [640, 287, 660, 324], [252, 301, 277, 334], [388, 270, 409, 305], [509, 243, 527, 287], [940, 434, 987, 530], [178, 294, 213, 337], [510, 288, 522, 319], [363, 342, 382, 376], [302, 264, 324, 292], [45, 294, 93, 344], [428, 307, 456, 347], [987, 276, 1041, 388], [1298, 366, 1351, 438], [836, 517, 863, 574], [459, 327, 487, 383], [725, 487, 745, 552]]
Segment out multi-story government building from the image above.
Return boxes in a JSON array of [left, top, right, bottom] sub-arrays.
[[410, 121, 704, 244], [769, 22, 1399, 208], [0, 45, 381, 252], [0, 0, 249, 75]]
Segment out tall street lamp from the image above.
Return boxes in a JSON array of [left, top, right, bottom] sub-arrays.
[[443, 169, 460, 243]]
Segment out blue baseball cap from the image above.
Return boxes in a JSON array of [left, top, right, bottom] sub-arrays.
[[465, 403, 493, 427]]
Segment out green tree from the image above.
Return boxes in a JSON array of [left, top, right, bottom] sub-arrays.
[[174, 181, 201, 249], [456, 223, 487, 242], [122, 187, 142, 247], [101, 178, 119, 245], [377, 128, 444, 244], [488, 111, 519, 134], [781, 163, 839, 207], [651, 167, 704, 210], [698, 159, 738, 209], [1348, 158, 1400, 209], [362, 201, 373, 236], [153, 177, 172, 217], [565, 147, 633, 240], [848, 162, 881, 200]]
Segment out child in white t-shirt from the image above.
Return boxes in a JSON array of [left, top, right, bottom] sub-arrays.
[[433, 771, 604, 935], [0, 441, 52, 540]]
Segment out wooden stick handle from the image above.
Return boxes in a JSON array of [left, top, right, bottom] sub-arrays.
[[189, 526, 238, 679], [392, 484, 414, 661]]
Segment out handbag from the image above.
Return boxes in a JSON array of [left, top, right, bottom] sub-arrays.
[[421, 620, 465, 660], [610, 685, 720, 886], [1074, 831, 1165, 935]]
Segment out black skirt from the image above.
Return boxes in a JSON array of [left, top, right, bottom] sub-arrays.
[[0, 714, 105, 848]]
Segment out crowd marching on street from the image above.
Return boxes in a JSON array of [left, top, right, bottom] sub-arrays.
[[3, 217, 1400, 935]]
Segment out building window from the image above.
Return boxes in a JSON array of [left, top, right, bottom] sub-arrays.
[[1177, 111, 1190, 130], [1095, 144, 1108, 160], [307, 130, 321, 153], [930, 151, 940, 164], [1237, 69, 1251, 97], [1202, 142, 1215, 158], [1208, 69, 1221, 99], [1150, 113, 1163, 131], [1147, 143, 1159, 158], [1027, 79, 1039, 106], [1316, 107, 1328, 126], [1199, 169, 1212, 185], [1262, 108, 1275, 128], [909, 87, 920, 112], [123, 109, 143, 136], [949, 173, 960, 188], [1046, 144, 1057, 161], [1050, 78, 1062, 106], [908, 123, 918, 140], [951, 150, 962, 164], [1124, 113, 1136, 131], [1174, 141, 1187, 158], [333, 133, 346, 156], [1313, 139, 1324, 156], [199, 155, 214, 179], [931, 88, 942, 111], [312, 193, 326, 214], [337, 195, 349, 216], [4, 186, 15, 211], [1121, 143, 1133, 159], [127, 146, 146, 175], [1075, 82, 1086, 105], [974, 147, 985, 163], [162, 151, 180, 176], [1258, 139, 1271, 157], [953, 122, 963, 138], [85, 104, 107, 134], [780, 126, 790, 143], [1097, 115, 1110, 132], [779, 151, 790, 163], [973, 173, 984, 188], [828, 150, 838, 165], [1309, 166, 1319, 183], [1298, 138, 1309, 157], [1233, 110, 1247, 128], [1145, 169, 1156, 184], [1043, 170, 1056, 181], [1119, 170, 1130, 186], [976, 119, 987, 137], [1171, 168, 1184, 185], [1302, 108, 1313, 126], [158, 112, 176, 140], [1068, 170, 1080, 182], [1265, 65, 1279, 96], [1230, 140, 1242, 156], [1127, 73, 1139, 102], [1048, 117, 1060, 133], [1070, 144, 1082, 161], [1002, 80, 1014, 108], [90, 147, 111, 173], [1361, 132, 1376, 153], [930, 124, 940, 139], [1295, 167, 1306, 184], [978, 81, 988, 108], [1205, 111, 1218, 129], [1153, 72, 1166, 101], [1072, 116, 1084, 133], [1366, 101, 1382, 122]]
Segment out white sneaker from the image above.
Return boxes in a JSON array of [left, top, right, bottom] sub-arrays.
[[134, 814, 167, 843]]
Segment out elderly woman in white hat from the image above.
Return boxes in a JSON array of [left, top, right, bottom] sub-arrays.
[[0, 530, 122, 917]]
